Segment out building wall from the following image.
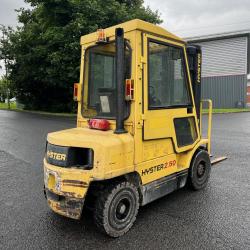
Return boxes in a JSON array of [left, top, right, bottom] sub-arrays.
[[201, 75, 247, 108], [247, 78, 250, 107], [190, 36, 248, 108], [199, 37, 247, 77]]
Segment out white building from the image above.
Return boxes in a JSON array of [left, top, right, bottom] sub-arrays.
[[186, 30, 250, 108]]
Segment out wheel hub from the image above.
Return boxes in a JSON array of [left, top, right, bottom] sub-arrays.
[[118, 203, 126, 215], [197, 163, 205, 177], [115, 198, 130, 220]]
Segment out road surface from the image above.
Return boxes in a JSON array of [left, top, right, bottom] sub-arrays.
[[0, 110, 249, 249]]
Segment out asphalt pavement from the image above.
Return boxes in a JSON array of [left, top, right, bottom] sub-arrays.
[[0, 110, 249, 250]]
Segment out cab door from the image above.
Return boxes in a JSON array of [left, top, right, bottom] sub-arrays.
[[142, 34, 200, 153]]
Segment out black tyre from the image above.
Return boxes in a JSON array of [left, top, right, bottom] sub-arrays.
[[93, 181, 139, 237], [188, 150, 211, 190]]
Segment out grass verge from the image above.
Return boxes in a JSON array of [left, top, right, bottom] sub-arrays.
[[0, 102, 76, 117], [0, 102, 17, 109], [203, 108, 250, 114], [1, 102, 249, 116]]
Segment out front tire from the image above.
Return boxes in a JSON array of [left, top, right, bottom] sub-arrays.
[[93, 181, 139, 237], [188, 150, 211, 190]]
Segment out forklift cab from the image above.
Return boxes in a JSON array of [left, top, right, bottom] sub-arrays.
[[142, 35, 199, 150]]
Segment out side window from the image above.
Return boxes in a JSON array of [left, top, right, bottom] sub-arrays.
[[174, 117, 198, 147], [148, 41, 191, 108]]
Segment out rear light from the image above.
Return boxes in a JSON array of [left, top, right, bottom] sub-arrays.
[[88, 119, 110, 131], [125, 79, 134, 101], [73, 83, 81, 101]]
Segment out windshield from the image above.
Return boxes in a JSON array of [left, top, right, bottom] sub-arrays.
[[82, 42, 131, 118]]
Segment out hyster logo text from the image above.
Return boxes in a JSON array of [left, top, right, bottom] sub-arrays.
[[141, 160, 176, 176], [47, 151, 66, 161], [197, 53, 201, 84]]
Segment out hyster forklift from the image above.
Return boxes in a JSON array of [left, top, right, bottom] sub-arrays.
[[44, 19, 226, 237]]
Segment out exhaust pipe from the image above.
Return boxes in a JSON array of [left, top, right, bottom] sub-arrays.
[[114, 28, 127, 134]]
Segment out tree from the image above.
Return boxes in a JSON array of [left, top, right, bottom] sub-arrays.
[[0, 76, 13, 105], [0, 0, 162, 112], [0, 77, 8, 102], [0, 25, 14, 107]]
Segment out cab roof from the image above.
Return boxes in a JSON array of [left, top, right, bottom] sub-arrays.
[[80, 19, 183, 45]]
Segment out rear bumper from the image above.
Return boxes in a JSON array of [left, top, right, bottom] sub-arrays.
[[44, 159, 91, 198], [43, 160, 92, 219], [45, 188, 84, 219]]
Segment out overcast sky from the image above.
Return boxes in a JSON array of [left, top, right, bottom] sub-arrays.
[[1, 0, 250, 36], [1, 0, 250, 75], [144, 0, 250, 37]]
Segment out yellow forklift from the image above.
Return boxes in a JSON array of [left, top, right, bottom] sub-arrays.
[[44, 19, 226, 237]]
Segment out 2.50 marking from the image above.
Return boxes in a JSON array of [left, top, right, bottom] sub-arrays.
[[141, 160, 176, 176]]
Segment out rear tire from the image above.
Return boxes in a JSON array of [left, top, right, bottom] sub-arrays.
[[188, 150, 211, 190], [93, 181, 139, 237]]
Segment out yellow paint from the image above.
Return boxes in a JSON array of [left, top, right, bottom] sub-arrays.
[[44, 160, 91, 198], [44, 19, 212, 219], [47, 128, 134, 180], [80, 19, 182, 45], [200, 99, 212, 154], [136, 154, 177, 184]]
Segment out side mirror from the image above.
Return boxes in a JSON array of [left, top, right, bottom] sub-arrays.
[[73, 83, 81, 102]]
